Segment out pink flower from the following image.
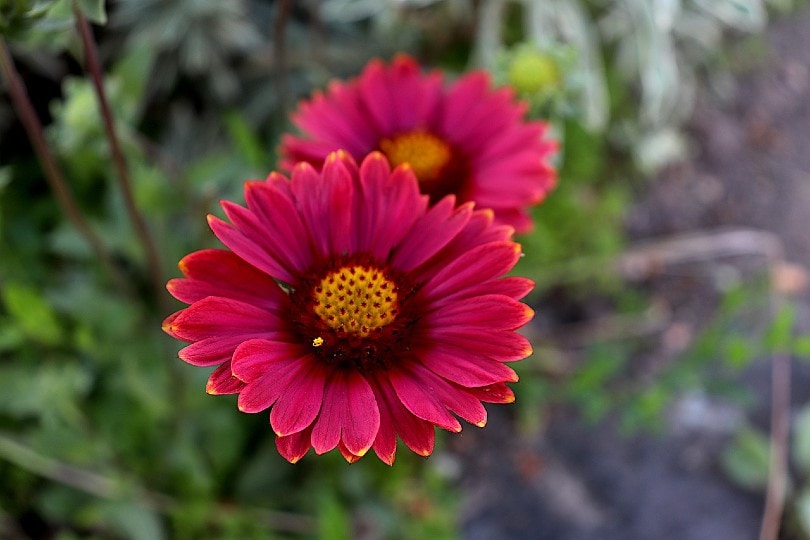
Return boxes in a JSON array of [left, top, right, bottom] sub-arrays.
[[164, 151, 534, 464], [280, 54, 557, 233]]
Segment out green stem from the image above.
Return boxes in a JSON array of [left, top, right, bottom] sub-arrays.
[[0, 38, 129, 291], [72, 5, 168, 311]]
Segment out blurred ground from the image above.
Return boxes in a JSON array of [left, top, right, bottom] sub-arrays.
[[458, 4, 810, 539]]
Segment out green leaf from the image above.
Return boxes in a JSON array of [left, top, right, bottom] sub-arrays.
[[223, 110, 267, 171], [765, 303, 795, 354], [100, 501, 166, 540], [0, 362, 91, 425], [795, 489, 810, 538], [74, 0, 105, 24], [721, 426, 770, 491], [794, 336, 810, 360], [723, 334, 754, 370], [1, 282, 63, 345], [793, 405, 810, 474], [317, 492, 350, 540]]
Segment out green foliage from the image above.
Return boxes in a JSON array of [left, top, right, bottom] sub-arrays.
[[1, 0, 800, 537], [721, 425, 771, 490]]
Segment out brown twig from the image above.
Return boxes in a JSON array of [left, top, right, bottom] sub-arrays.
[[0, 38, 129, 291], [758, 350, 791, 540], [72, 5, 168, 310]]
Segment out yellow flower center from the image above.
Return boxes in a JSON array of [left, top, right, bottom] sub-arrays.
[[379, 131, 452, 182], [313, 265, 398, 338]]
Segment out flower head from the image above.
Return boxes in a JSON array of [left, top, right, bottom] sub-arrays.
[[280, 54, 557, 233], [164, 151, 534, 464]]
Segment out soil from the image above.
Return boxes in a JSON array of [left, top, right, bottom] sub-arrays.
[[459, 5, 810, 539]]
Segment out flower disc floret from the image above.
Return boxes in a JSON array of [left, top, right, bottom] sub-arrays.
[[163, 150, 535, 465], [379, 131, 451, 183], [313, 264, 398, 337]]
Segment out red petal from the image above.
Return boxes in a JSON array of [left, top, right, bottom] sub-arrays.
[[311, 370, 380, 457], [206, 361, 245, 395], [230, 339, 307, 383], [243, 181, 314, 274], [321, 152, 356, 255], [427, 328, 533, 362], [207, 214, 297, 286], [423, 242, 522, 301], [276, 426, 313, 464], [338, 442, 362, 464], [427, 294, 534, 331], [168, 249, 286, 309], [342, 371, 380, 456], [179, 335, 257, 367], [269, 356, 328, 436], [389, 367, 461, 433], [371, 377, 434, 462], [392, 198, 472, 272], [164, 297, 280, 342], [418, 344, 518, 387], [467, 383, 515, 404], [289, 163, 331, 259], [237, 364, 298, 414], [408, 363, 487, 427]]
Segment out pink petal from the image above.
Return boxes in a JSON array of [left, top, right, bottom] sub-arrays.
[[467, 383, 515, 404], [438, 71, 490, 136], [392, 198, 472, 272], [426, 328, 533, 362], [236, 359, 301, 414], [206, 361, 245, 395], [371, 376, 434, 463], [421, 241, 522, 300], [207, 214, 298, 286], [179, 334, 272, 367], [276, 425, 313, 464], [461, 276, 535, 301], [407, 363, 488, 427], [244, 180, 315, 274], [358, 58, 397, 135], [168, 249, 286, 310], [367, 162, 427, 259], [389, 367, 462, 433], [268, 356, 328, 436], [320, 153, 356, 255], [293, 85, 374, 154], [388, 54, 442, 130], [164, 297, 280, 342], [338, 442, 363, 464], [230, 338, 308, 383], [427, 294, 534, 331], [418, 344, 519, 387], [311, 370, 380, 457], [289, 162, 331, 259]]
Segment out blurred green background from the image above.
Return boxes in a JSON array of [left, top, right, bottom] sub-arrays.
[[2, 0, 809, 538]]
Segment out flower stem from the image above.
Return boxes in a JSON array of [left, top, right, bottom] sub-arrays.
[[72, 5, 168, 310], [758, 351, 790, 540], [0, 38, 128, 291]]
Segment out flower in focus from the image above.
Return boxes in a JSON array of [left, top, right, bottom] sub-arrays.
[[280, 54, 557, 233], [163, 151, 535, 464]]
